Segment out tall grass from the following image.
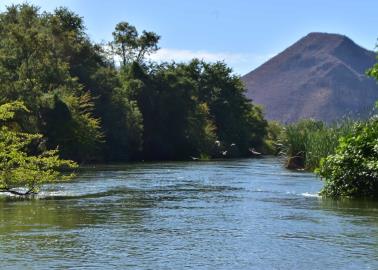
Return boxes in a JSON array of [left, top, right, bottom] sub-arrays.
[[279, 118, 355, 171]]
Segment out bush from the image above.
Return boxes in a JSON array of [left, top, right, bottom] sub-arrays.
[[317, 117, 378, 198]]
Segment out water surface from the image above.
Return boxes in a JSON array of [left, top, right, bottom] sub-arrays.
[[1, 158, 378, 269]]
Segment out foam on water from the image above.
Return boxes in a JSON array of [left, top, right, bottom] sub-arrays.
[[301, 192, 321, 198]]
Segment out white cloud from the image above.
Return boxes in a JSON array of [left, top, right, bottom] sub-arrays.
[[106, 46, 275, 75], [147, 48, 275, 75], [148, 48, 240, 62]]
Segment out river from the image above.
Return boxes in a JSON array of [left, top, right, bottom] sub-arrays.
[[1, 157, 378, 269]]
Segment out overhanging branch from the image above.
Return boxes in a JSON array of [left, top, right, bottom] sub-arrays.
[[0, 187, 37, 196]]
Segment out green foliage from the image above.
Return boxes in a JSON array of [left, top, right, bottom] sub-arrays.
[[42, 93, 103, 161], [0, 4, 103, 162], [280, 119, 354, 170], [180, 60, 267, 156], [187, 102, 217, 157], [102, 86, 143, 161], [122, 60, 267, 160], [172, 59, 267, 155], [111, 22, 160, 65], [123, 62, 215, 160], [0, 102, 77, 195], [263, 121, 283, 154], [317, 117, 378, 198], [0, 4, 268, 163]]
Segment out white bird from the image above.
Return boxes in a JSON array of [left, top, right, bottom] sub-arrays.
[[221, 150, 228, 156], [249, 148, 261, 156]]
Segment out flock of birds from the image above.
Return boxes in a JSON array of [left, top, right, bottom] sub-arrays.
[[190, 140, 261, 161]]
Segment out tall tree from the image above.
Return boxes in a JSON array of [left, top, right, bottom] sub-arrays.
[[179, 60, 268, 156], [0, 4, 103, 161], [112, 22, 160, 65]]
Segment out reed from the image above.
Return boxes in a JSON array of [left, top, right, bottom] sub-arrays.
[[280, 118, 356, 170]]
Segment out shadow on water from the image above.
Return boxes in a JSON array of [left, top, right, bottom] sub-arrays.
[[0, 179, 238, 228], [319, 197, 378, 220], [0, 187, 157, 234]]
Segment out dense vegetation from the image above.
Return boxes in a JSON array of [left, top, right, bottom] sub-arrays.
[[0, 4, 267, 165], [278, 119, 355, 170], [278, 113, 378, 198], [277, 51, 378, 198], [0, 102, 77, 195], [317, 117, 378, 197]]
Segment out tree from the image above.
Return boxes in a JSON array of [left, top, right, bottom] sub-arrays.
[[42, 92, 103, 161], [136, 31, 160, 62], [121, 62, 216, 160], [112, 22, 160, 65], [0, 102, 77, 196], [181, 60, 268, 156], [86, 66, 144, 161], [112, 22, 138, 66], [0, 4, 103, 162], [0, 4, 268, 163], [122, 60, 267, 160]]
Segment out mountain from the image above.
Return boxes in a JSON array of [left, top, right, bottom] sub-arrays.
[[242, 32, 378, 123]]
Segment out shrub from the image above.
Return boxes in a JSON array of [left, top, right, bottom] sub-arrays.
[[317, 117, 378, 198]]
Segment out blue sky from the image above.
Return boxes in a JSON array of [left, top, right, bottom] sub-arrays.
[[1, 0, 378, 75]]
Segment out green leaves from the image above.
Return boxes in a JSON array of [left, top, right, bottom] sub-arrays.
[[317, 118, 378, 198], [0, 5, 103, 162], [0, 4, 268, 163], [0, 102, 77, 195], [0, 101, 27, 121], [111, 22, 160, 65], [122, 60, 267, 160]]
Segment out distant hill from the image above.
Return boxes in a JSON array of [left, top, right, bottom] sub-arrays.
[[242, 32, 378, 123]]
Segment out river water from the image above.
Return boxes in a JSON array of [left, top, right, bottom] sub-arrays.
[[1, 158, 378, 269]]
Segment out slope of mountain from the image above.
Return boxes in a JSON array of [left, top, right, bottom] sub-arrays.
[[242, 32, 378, 123]]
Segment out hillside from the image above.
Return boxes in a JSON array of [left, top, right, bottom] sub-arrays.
[[242, 32, 378, 123]]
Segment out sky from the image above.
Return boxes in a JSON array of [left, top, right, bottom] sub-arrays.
[[1, 0, 378, 75]]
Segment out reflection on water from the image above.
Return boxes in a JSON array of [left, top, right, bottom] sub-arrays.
[[1, 158, 378, 269]]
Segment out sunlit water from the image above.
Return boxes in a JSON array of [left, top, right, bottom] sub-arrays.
[[1, 158, 378, 269]]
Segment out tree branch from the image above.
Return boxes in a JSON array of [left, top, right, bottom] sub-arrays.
[[0, 187, 36, 196]]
